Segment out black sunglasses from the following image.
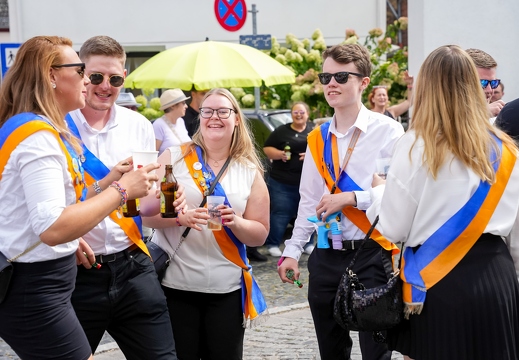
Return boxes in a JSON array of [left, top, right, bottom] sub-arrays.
[[318, 71, 365, 85], [53, 63, 85, 77], [88, 73, 124, 87], [480, 79, 500, 90]]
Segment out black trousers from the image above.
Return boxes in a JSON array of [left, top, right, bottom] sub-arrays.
[[163, 287, 245, 360], [308, 245, 393, 360], [71, 249, 177, 360]]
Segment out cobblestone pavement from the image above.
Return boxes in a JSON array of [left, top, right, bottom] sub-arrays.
[[0, 245, 402, 359]]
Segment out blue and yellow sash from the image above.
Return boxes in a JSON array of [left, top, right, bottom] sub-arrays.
[[0, 112, 86, 201], [307, 122, 399, 254], [401, 137, 515, 315], [65, 114, 149, 256], [184, 145, 268, 326]]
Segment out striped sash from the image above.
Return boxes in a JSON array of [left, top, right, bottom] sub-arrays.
[[307, 122, 399, 254], [65, 114, 149, 256], [401, 137, 516, 316], [0, 112, 86, 201], [184, 145, 268, 327]]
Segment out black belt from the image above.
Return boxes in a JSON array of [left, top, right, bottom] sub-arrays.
[[95, 244, 140, 264], [328, 238, 381, 251]]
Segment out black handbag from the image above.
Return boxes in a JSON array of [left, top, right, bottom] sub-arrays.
[[147, 156, 231, 281], [333, 216, 403, 339], [0, 252, 13, 304]]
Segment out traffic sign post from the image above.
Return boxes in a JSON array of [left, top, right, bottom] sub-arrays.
[[1, 43, 21, 79], [239, 34, 271, 50], [214, 0, 247, 32]]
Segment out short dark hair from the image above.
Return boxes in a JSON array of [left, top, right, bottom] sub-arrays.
[[322, 44, 372, 77], [79, 35, 126, 66]]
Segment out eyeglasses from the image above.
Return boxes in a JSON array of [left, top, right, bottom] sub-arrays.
[[292, 111, 306, 115], [317, 71, 365, 85], [88, 73, 124, 87], [52, 63, 85, 77], [480, 79, 501, 90], [199, 107, 236, 119]]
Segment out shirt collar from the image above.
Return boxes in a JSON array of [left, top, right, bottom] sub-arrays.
[[76, 105, 118, 134], [326, 104, 369, 139]]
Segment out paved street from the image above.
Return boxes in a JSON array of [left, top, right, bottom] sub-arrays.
[[0, 245, 403, 359]]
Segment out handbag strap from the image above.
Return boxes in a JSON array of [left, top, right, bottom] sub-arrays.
[[346, 215, 379, 269], [8, 240, 42, 262], [172, 155, 232, 258]]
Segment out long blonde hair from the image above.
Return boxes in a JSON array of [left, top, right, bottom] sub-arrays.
[[189, 88, 264, 172], [410, 45, 517, 183], [0, 36, 82, 153]]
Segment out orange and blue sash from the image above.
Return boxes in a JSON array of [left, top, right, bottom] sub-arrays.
[[65, 114, 149, 256], [401, 137, 515, 315], [184, 145, 268, 326], [307, 122, 399, 254], [0, 112, 86, 201]]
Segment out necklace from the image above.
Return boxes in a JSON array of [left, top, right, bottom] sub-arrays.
[[207, 156, 227, 167]]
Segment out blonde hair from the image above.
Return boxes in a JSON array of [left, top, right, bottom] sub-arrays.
[[465, 48, 497, 69], [0, 36, 82, 153], [79, 35, 126, 67], [411, 45, 517, 182], [189, 88, 264, 172]]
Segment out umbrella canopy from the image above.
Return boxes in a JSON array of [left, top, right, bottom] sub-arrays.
[[124, 41, 295, 90]]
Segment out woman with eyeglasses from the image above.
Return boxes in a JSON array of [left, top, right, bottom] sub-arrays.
[[368, 70, 414, 120], [0, 36, 158, 360], [153, 88, 192, 155], [140, 88, 269, 360], [367, 45, 519, 360], [262, 101, 315, 257]]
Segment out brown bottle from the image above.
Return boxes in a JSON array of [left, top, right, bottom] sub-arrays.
[[123, 198, 140, 217], [160, 165, 178, 218]]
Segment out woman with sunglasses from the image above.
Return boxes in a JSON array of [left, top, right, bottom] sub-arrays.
[[0, 36, 158, 360], [367, 45, 519, 360], [140, 88, 269, 360], [262, 101, 315, 257], [368, 70, 414, 120]]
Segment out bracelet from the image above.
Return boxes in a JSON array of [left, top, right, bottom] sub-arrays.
[[175, 217, 181, 227], [92, 181, 102, 194], [109, 181, 128, 207]]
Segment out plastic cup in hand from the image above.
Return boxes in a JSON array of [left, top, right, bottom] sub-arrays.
[[376, 158, 391, 180], [132, 151, 159, 173], [206, 195, 225, 231]]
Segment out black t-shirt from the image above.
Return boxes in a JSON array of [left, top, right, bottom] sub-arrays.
[[495, 98, 519, 140], [264, 122, 314, 186], [183, 105, 199, 137]]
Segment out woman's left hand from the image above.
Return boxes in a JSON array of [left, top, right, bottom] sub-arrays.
[[372, 173, 386, 187], [219, 205, 238, 227], [174, 184, 187, 213], [298, 152, 305, 161]]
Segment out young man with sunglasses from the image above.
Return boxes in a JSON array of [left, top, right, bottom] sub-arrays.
[[277, 44, 404, 360], [67, 35, 178, 360], [466, 48, 505, 118]]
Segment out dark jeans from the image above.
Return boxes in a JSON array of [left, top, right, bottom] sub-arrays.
[[163, 287, 245, 360], [71, 249, 177, 360], [308, 245, 393, 360], [265, 177, 301, 248]]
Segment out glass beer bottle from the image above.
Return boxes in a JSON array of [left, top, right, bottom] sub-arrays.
[[284, 142, 291, 161], [160, 165, 178, 218], [122, 199, 140, 217]]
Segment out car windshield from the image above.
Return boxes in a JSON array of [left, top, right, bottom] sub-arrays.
[[266, 112, 293, 128]]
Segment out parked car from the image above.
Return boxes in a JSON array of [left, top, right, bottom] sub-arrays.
[[243, 109, 292, 149]]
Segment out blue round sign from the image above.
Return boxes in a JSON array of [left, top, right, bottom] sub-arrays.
[[214, 0, 247, 32]]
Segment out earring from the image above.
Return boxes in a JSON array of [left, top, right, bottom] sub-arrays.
[[51, 83, 56, 89]]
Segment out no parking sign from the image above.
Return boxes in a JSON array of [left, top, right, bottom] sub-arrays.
[[214, 0, 247, 32]]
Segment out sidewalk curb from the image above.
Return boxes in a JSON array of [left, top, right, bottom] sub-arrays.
[[94, 302, 311, 355]]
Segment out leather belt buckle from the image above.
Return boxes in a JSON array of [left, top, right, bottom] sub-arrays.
[[96, 253, 117, 263]]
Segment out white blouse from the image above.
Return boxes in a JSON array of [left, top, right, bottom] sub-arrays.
[[153, 146, 257, 293]]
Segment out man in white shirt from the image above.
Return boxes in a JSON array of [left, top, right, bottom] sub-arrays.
[[277, 44, 404, 360], [69, 36, 177, 360]]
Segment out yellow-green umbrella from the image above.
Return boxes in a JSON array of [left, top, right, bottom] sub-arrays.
[[124, 41, 295, 90]]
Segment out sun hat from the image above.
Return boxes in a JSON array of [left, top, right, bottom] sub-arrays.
[[116, 92, 142, 108], [159, 89, 190, 111]]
